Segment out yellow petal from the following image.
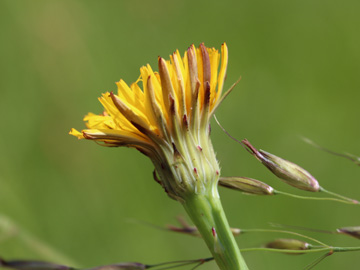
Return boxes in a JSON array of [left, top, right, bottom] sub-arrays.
[[214, 43, 228, 107], [69, 128, 84, 139]]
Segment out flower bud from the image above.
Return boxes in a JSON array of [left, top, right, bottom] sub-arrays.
[[219, 177, 274, 195], [242, 139, 320, 192], [265, 238, 310, 254], [336, 226, 360, 239]]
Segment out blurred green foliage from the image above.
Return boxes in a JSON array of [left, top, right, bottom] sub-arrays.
[[1, 0, 359, 269]]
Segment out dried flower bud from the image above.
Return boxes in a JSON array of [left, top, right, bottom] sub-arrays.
[[265, 238, 310, 254], [0, 259, 74, 270], [242, 139, 320, 192], [219, 177, 274, 195], [336, 226, 360, 239]]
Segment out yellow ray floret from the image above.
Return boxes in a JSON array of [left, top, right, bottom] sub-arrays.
[[70, 43, 229, 149]]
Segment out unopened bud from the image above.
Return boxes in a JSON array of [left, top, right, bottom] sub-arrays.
[[336, 226, 360, 239], [242, 139, 320, 192], [265, 238, 310, 254], [219, 177, 274, 195]]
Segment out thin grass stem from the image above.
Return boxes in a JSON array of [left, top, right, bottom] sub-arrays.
[[240, 229, 328, 247], [320, 187, 359, 204], [274, 190, 355, 205]]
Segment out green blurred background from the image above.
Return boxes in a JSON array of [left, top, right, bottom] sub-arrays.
[[1, 0, 360, 269]]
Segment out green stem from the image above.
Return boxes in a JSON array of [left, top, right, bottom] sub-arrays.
[[240, 229, 328, 247], [274, 190, 355, 204], [320, 187, 359, 204], [182, 193, 248, 270], [239, 246, 360, 254], [240, 247, 330, 254]]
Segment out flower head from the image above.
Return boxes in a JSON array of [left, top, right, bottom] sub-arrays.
[[70, 43, 229, 201]]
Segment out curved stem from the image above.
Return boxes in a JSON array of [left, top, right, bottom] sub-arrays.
[[182, 193, 248, 270], [240, 228, 328, 247], [320, 187, 359, 204], [240, 247, 330, 254], [274, 190, 355, 204], [239, 246, 360, 254]]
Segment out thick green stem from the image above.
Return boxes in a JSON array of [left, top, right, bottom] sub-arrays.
[[182, 193, 248, 270]]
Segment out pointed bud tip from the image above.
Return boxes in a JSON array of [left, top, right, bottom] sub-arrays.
[[336, 226, 360, 239], [241, 139, 260, 157]]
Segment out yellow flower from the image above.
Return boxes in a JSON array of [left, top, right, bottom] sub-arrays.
[[70, 44, 249, 270], [70, 43, 229, 201]]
